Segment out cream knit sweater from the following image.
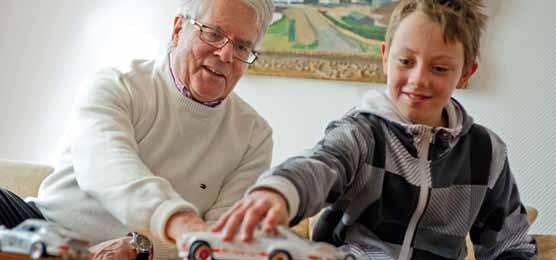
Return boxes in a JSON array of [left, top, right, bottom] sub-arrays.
[[33, 54, 273, 249]]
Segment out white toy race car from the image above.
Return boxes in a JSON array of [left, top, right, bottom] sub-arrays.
[[0, 219, 90, 259], [178, 226, 357, 260]]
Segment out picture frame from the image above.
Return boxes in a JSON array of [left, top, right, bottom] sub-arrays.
[[247, 1, 399, 83]]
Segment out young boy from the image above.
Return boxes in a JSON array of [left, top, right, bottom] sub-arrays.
[[211, 0, 537, 259]]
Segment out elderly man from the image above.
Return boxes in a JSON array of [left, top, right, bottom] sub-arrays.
[[0, 0, 274, 259]]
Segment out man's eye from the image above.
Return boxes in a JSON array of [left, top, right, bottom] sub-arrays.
[[204, 30, 223, 41], [236, 45, 250, 53]]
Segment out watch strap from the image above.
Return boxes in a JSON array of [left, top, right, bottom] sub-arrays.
[[136, 251, 150, 260]]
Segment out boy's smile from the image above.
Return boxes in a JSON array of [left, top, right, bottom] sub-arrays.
[[381, 11, 476, 127], [400, 91, 432, 105]]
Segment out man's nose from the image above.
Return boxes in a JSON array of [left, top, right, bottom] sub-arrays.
[[215, 41, 234, 63]]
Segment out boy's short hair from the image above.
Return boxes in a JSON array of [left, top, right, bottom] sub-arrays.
[[385, 0, 487, 66]]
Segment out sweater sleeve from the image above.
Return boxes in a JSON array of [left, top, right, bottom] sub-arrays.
[[203, 119, 273, 225], [471, 157, 537, 259], [71, 69, 198, 241], [251, 114, 376, 225]]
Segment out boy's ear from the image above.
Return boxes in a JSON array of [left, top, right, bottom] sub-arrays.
[[172, 15, 184, 47], [456, 62, 479, 89], [381, 42, 388, 75]]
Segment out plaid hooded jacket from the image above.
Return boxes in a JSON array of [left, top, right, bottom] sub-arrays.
[[253, 91, 536, 260]]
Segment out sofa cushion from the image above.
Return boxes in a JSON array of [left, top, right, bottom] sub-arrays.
[[0, 159, 53, 198]]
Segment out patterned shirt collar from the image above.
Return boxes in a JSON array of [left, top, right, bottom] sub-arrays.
[[169, 52, 222, 107]]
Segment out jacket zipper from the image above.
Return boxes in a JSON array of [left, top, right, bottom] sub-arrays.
[[398, 128, 435, 260]]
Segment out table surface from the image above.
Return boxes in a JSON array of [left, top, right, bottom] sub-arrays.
[[0, 252, 70, 260], [3, 235, 553, 260]]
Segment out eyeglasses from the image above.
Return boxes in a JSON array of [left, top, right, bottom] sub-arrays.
[[187, 17, 258, 64]]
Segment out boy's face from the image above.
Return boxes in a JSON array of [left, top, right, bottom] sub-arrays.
[[382, 11, 477, 127]]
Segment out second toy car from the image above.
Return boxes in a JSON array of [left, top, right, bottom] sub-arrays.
[[0, 219, 90, 259]]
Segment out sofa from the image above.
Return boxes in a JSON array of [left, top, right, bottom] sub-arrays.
[[1, 159, 555, 259], [0, 159, 178, 260]]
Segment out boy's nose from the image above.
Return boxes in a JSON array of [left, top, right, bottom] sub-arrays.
[[408, 65, 429, 88], [215, 42, 234, 63]]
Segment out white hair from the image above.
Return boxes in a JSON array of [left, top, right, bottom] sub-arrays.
[[177, 0, 274, 47]]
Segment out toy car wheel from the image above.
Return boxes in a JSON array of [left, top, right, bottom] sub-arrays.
[[269, 249, 292, 260], [344, 253, 357, 260], [29, 242, 46, 259], [189, 241, 212, 260]]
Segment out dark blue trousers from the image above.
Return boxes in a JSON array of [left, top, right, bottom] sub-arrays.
[[0, 188, 45, 228]]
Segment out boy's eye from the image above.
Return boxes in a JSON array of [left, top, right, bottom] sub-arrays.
[[398, 58, 411, 65], [433, 66, 449, 73]]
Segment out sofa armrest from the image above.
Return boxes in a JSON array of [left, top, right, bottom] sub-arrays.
[[534, 235, 556, 260], [0, 159, 53, 198]]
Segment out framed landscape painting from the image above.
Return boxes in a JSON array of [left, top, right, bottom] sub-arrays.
[[247, 0, 399, 83]]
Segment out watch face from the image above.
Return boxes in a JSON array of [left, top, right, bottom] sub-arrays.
[[134, 234, 152, 251]]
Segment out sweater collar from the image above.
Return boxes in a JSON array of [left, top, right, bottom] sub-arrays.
[[168, 52, 223, 107]]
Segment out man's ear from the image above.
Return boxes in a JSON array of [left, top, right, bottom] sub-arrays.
[[381, 42, 388, 75], [171, 15, 184, 47], [457, 62, 478, 89]]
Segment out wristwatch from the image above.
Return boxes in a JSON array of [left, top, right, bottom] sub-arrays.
[[128, 232, 152, 260]]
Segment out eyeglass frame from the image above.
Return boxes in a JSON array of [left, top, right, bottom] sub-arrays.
[[185, 16, 259, 64]]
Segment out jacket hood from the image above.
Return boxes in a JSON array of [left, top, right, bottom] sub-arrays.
[[353, 90, 474, 139]]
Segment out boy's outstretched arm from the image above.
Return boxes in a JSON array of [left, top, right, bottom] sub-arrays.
[[212, 114, 375, 242]]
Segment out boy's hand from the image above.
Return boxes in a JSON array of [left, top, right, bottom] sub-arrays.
[[210, 188, 289, 242]]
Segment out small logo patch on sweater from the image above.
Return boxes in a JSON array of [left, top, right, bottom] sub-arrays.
[[200, 184, 207, 190]]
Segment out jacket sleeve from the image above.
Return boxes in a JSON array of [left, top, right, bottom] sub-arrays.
[[71, 69, 197, 241], [252, 114, 377, 225], [203, 121, 273, 225], [471, 157, 537, 260]]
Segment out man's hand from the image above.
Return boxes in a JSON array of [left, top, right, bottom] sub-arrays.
[[166, 211, 209, 252], [210, 188, 289, 242], [89, 237, 136, 260]]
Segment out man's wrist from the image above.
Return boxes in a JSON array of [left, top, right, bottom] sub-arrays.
[[128, 232, 153, 260], [165, 210, 200, 242]]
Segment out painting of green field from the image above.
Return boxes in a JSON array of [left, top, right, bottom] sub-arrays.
[[263, 1, 399, 56]]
